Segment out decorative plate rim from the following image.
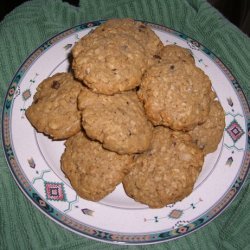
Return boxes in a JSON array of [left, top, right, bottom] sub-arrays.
[[2, 19, 250, 245]]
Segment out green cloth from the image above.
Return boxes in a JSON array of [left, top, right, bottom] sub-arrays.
[[0, 0, 249, 249]]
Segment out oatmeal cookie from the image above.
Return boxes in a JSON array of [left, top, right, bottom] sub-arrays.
[[72, 32, 147, 95], [93, 18, 164, 65], [189, 100, 225, 154], [78, 88, 153, 154], [25, 73, 82, 139], [61, 132, 134, 201], [123, 126, 204, 208], [138, 61, 214, 131], [157, 45, 195, 64]]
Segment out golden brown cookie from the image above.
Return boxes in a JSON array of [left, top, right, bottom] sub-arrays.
[[123, 126, 204, 208], [25, 73, 82, 139], [93, 18, 164, 66], [72, 32, 147, 95], [138, 61, 214, 131], [78, 88, 153, 154], [157, 45, 195, 64], [61, 132, 134, 201], [189, 100, 225, 154]]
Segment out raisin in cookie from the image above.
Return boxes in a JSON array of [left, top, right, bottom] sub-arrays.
[[72, 32, 147, 95], [189, 100, 225, 154], [61, 132, 134, 201], [78, 88, 153, 154], [25, 73, 82, 139], [138, 61, 214, 131], [93, 18, 163, 66], [123, 126, 204, 208]]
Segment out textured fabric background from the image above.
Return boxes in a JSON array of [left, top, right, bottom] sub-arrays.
[[0, 0, 249, 249]]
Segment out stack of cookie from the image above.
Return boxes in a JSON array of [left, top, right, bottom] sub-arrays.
[[26, 19, 225, 208]]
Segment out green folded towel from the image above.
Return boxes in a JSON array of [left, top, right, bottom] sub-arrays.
[[0, 0, 249, 249]]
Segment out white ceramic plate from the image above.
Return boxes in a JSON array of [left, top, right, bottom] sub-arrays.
[[2, 20, 250, 245]]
